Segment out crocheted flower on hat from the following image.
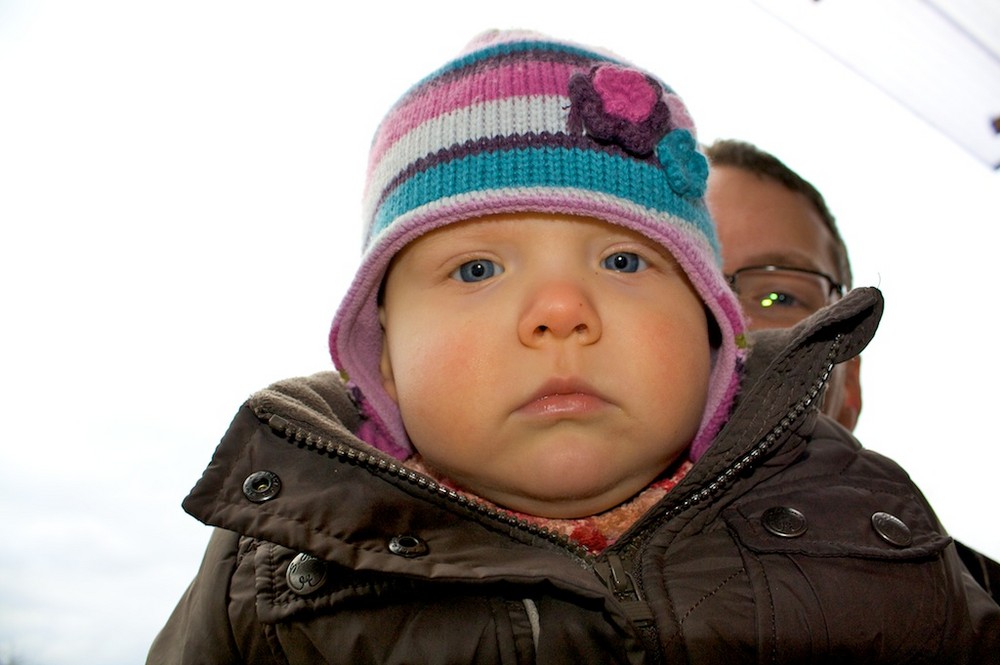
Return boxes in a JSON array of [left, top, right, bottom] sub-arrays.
[[657, 128, 708, 198], [568, 64, 671, 157], [568, 64, 707, 198]]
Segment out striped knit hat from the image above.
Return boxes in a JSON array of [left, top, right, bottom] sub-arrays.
[[329, 29, 746, 462]]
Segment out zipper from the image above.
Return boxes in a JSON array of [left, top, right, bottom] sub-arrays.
[[593, 553, 655, 624], [594, 550, 663, 661]]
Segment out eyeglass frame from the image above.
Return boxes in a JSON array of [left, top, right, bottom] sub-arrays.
[[725, 264, 846, 309]]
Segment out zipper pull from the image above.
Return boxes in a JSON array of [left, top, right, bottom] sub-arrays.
[[267, 414, 290, 433], [595, 553, 654, 625]]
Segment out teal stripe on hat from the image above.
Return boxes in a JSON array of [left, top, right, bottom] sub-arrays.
[[372, 145, 715, 248]]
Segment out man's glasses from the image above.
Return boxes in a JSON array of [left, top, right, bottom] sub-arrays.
[[726, 265, 845, 328]]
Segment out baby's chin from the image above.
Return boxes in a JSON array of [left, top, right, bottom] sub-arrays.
[[461, 473, 656, 520], [417, 440, 682, 519]]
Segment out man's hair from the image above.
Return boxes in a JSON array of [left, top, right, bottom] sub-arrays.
[[705, 139, 852, 289]]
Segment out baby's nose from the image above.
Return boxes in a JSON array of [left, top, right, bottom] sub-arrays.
[[517, 280, 602, 346]]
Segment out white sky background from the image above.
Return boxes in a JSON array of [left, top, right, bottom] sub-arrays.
[[1, 1, 998, 663]]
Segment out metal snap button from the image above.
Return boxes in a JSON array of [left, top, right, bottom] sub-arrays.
[[761, 506, 808, 538], [871, 511, 912, 547], [286, 552, 327, 595], [388, 534, 429, 557], [242, 470, 281, 503]]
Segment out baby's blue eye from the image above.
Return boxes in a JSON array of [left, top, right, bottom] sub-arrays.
[[602, 252, 647, 273], [452, 259, 503, 282]]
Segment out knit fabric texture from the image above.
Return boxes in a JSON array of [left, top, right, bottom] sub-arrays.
[[329, 29, 746, 461]]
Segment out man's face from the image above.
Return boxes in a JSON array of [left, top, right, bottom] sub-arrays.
[[378, 213, 711, 518], [707, 164, 861, 430]]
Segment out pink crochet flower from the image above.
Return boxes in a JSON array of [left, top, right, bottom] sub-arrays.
[[592, 66, 659, 123], [568, 64, 671, 156]]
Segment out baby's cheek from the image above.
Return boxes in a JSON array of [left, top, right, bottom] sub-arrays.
[[392, 330, 496, 463], [395, 330, 480, 397]]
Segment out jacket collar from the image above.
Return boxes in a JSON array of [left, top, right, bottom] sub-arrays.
[[690, 286, 882, 484]]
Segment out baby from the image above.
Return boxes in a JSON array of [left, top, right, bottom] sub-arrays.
[[330, 29, 744, 525], [149, 29, 999, 664]]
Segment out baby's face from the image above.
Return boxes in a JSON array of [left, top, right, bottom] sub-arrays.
[[378, 213, 710, 518]]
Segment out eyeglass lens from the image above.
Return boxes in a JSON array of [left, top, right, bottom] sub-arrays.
[[732, 268, 837, 328]]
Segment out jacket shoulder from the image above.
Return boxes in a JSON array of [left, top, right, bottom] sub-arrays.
[[724, 424, 951, 561], [737, 426, 999, 660], [653, 403, 1000, 662]]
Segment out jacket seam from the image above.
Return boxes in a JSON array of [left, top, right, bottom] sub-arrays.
[[677, 568, 744, 628], [754, 552, 778, 665]]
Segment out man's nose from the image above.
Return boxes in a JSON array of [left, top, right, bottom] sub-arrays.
[[517, 280, 602, 347]]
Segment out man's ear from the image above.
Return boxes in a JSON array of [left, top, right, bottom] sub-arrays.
[[378, 306, 398, 403], [835, 356, 862, 432]]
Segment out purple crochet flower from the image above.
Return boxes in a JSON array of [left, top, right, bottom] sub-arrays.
[[568, 64, 671, 156]]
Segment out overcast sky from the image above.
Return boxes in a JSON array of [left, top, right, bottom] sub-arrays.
[[2, 1, 998, 663]]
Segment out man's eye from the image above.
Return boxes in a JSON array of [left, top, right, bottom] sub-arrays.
[[451, 259, 503, 283], [756, 291, 802, 309], [602, 252, 647, 273]]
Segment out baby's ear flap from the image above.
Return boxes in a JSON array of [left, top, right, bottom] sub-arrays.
[[378, 306, 399, 403]]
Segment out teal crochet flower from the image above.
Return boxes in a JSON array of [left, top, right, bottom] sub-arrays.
[[657, 129, 708, 198]]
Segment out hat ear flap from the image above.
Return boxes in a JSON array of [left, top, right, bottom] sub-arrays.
[[378, 306, 398, 404]]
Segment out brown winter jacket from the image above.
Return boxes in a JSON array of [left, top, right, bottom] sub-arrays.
[[148, 287, 1000, 664]]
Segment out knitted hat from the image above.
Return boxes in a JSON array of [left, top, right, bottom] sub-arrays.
[[329, 29, 746, 462]]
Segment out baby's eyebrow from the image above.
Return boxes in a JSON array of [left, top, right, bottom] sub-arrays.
[[623, 237, 681, 264]]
